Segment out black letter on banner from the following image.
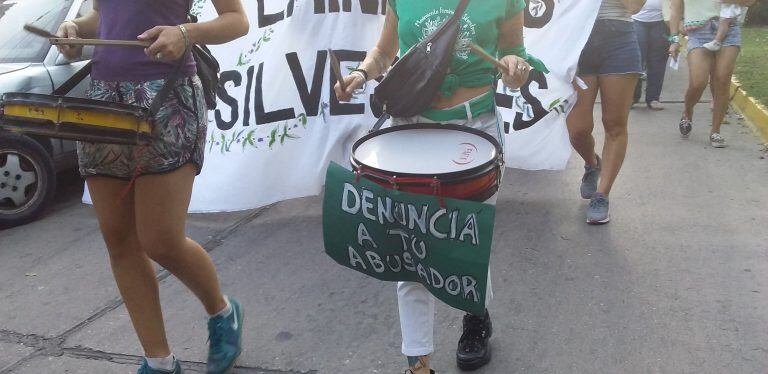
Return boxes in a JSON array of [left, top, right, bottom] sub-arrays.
[[287, 51, 326, 117], [255, 63, 296, 125], [329, 50, 366, 116], [257, 0, 284, 28], [215, 70, 241, 130], [525, 0, 555, 29], [287, 0, 295, 17], [495, 71, 550, 132], [243, 65, 254, 127]]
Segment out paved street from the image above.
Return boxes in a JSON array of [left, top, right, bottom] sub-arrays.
[[1, 64, 767, 374]]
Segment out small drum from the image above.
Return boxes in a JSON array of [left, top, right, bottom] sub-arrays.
[[0, 92, 152, 145], [351, 123, 503, 202]]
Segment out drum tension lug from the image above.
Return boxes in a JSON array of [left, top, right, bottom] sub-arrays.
[[430, 177, 445, 208]]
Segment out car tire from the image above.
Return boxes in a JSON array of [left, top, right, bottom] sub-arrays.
[[0, 133, 57, 228]]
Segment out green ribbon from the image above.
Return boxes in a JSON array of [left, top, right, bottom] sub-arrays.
[[499, 44, 550, 74]]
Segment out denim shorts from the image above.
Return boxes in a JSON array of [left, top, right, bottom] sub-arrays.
[[577, 19, 643, 76], [78, 76, 207, 180], [686, 19, 742, 52]]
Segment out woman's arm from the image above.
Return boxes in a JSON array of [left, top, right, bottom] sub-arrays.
[[139, 0, 249, 62], [622, 0, 647, 14], [55, 0, 100, 59], [668, 0, 683, 60], [497, 11, 530, 90], [335, 5, 399, 102]]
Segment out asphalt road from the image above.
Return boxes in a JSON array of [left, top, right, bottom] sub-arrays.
[[1, 65, 767, 374]]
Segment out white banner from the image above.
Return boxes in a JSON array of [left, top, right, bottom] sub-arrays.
[[85, 1, 599, 212]]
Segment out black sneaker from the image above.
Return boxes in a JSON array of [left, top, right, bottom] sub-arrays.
[[456, 310, 492, 371]]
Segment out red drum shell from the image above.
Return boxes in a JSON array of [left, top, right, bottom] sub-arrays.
[[351, 123, 502, 202]]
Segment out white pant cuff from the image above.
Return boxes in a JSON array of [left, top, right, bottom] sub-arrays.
[[401, 346, 434, 357]]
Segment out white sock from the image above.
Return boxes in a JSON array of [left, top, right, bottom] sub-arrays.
[[210, 296, 232, 318], [145, 354, 175, 371]]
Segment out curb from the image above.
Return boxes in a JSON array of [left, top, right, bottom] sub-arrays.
[[730, 78, 768, 144]]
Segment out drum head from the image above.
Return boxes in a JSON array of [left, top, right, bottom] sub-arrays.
[[353, 124, 499, 175]]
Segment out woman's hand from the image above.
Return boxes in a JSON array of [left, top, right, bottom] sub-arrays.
[[499, 55, 531, 90], [334, 74, 366, 102], [55, 21, 83, 60], [669, 42, 680, 62], [138, 26, 187, 62]]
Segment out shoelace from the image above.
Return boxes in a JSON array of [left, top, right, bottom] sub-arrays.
[[207, 318, 227, 354], [459, 316, 488, 352], [589, 196, 608, 209]]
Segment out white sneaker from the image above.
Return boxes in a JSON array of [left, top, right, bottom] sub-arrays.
[[710, 133, 727, 148], [703, 40, 722, 52]]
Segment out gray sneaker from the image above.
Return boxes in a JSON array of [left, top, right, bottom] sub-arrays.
[[586, 193, 610, 225], [679, 118, 692, 138], [580, 155, 601, 199]]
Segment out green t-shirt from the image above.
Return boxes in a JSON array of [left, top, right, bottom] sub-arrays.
[[388, 0, 526, 96], [387, 0, 526, 121]]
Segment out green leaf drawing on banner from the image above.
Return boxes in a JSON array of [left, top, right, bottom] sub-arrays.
[[220, 133, 228, 154], [547, 98, 561, 110], [268, 127, 278, 148], [209, 132, 216, 153], [298, 113, 308, 127], [279, 123, 300, 145], [243, 130, 257, 150]]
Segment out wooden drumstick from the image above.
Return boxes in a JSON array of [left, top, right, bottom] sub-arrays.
[[49, 38, 151, 48], [328, 49, 348, 92], [467, 43, 509, 72], [25, 24, 151, 48]]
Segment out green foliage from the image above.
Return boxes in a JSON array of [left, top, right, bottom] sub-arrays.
[[734, 27, 768, 106]]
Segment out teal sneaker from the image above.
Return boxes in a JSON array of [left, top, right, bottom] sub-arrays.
[[207, 296, 244, 374], [137, 358, 183, 374]]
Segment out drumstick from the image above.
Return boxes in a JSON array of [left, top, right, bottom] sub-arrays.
[[23, 24, 58, 38], [467, 43, 508, 72], [328, 49, 348, 92], [25, 24, 151, 48], [49, 38, 151, 48]]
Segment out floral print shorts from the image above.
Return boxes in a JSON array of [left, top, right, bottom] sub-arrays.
[[77, 75, 207, 180]]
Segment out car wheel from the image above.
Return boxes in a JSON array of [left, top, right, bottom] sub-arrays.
[[0, 133, 56, 228]]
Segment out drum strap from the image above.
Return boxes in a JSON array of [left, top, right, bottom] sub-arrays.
[[148, 54, 187, 117], [52, 61, 93, 96]]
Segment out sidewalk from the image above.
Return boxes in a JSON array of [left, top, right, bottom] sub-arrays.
[[1, 60, 767, 374]]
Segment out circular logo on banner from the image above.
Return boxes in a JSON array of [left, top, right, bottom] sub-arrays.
[[453, 142, 478, 165]]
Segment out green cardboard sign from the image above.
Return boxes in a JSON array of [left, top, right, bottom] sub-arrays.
[[322, 162, 496, 315]]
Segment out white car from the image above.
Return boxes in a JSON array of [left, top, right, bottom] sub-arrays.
[[0, 0, 92, 227]]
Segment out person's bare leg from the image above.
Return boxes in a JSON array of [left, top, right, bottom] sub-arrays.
[[134, 164, 227, 315], [87, 177, 170, 358], [684, 49, 714, 121], [596, 74, 638, 196], [567, 76, 600, 166], [710, 46, 740, 135], [407, 356, 431, 374]]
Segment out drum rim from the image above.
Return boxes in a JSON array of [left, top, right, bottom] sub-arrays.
[[1, 92, 149, 116], [351, 123, 502, 180]]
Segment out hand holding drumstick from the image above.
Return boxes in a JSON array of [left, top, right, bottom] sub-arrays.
[[467, 43, 530, 90]]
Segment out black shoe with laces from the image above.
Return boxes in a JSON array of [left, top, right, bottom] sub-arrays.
[[456, 309, 492, 371]]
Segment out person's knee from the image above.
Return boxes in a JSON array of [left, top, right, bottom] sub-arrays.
[[137, 228, 186, 263], [602, 118, 628, 139], [101, 227, 141, 262]]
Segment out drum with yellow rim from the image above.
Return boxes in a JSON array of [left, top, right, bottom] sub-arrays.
[[0, 93, 152, 145]]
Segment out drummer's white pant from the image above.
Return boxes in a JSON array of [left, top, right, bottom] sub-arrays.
[[390, 108, 503, 357]]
